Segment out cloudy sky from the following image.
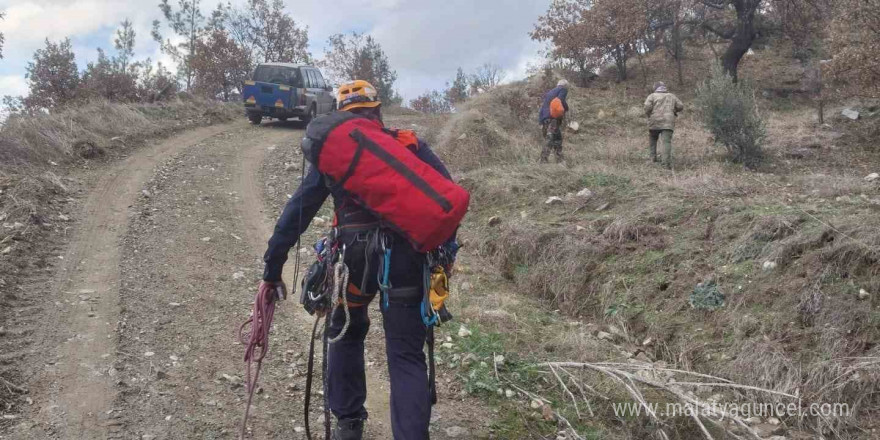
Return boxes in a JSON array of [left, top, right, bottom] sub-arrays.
[[0, 0, 551, 102]]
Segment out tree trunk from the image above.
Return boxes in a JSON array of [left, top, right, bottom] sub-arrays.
[[720, 0, 761, 82]]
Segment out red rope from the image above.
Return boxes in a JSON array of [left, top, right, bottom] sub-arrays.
[[238, 282, 280, 439]]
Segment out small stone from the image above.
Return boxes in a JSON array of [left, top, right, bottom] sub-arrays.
[[575, 225, 586, 232], [842, 108, 860, 120], [865, 173, 879, 182], [858, 289, 870, 300], [201, 237, 211, 242], [144, 352, 155, 357], [445, 426, 469, 438], [457, 133, 467, 141], [597, 331, 613, 341], [0, 246, 11, 255], [487, 216, 502, 227], [520, 211, 528, 219], [457, 325, 472, 338], [460, 282, 473, 292], [142, 190, 151, 198], [294, 426, 305, 433], [576, 188, 593, 198], [542, 404, 555, 421], [567, 121, 580, 132], [142, 435, 157, 440], [493, 354, 505, 365], [441, 342, 454, 349], [762, 261, 778, 271], [169, 302, 181, 308], [169, 355, 179, 361], [595, 203, 610, 212], [232, 272, 245, 281], [767, 417, 781, 425], [505, 389, 515, 398], [753, 423, 784, 437], [642, 337, 653, 346], [220, 374, 242, 386], [58, 214, 70, 222], [530, 399, 543, 409], [545, 196, 564, 205]]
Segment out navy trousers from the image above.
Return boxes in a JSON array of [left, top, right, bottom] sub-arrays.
[[325, 232, 431, 440]]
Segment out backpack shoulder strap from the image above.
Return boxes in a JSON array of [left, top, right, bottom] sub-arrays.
[[301, 112, 363, 165]]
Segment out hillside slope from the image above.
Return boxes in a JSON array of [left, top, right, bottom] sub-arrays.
[[426, 64, 880, 439]]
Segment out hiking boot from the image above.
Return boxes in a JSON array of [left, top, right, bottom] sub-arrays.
[[332, 418, 365, 440]]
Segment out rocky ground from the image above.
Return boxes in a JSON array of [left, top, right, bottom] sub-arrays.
[[0, 117, 495, 439]]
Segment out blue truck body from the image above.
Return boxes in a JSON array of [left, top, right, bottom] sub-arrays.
[[243, 63, 335, 125]]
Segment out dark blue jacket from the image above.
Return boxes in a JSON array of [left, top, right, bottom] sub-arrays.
[[538, 86, 569, 123], [263, 139, 453, 281]]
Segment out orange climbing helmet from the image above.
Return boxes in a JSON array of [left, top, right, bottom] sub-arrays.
[[337, 80, 382, 112]]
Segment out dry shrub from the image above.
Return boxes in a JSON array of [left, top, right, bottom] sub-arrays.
[[602, 215, 661, 243], [435, 82, 538, 171], [730, 214, 804, 262], [482, 221, 608, 315], [815, 224, 880, 281]]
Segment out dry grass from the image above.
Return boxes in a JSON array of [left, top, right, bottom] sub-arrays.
[[435, 62, 880, 437]]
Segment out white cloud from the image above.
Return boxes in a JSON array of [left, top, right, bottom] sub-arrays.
[[0, 74, 29, 97]]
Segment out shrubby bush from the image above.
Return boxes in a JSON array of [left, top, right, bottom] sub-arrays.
[[696, 64, 767, 168]]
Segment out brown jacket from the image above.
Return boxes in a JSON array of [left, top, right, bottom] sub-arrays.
[[644, 92, 684, 131]]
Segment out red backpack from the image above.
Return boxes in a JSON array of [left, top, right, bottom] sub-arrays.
[[302, 112, 469, 252]]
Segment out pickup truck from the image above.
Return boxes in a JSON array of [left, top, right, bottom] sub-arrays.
[[242, 63, 336, 125]]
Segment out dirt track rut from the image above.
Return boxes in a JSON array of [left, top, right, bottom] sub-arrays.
[[2, 118, 491, 440]]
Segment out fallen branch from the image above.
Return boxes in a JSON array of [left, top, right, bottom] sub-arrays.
[[538, 361, 786, 440], [0, 376, 28, 394]]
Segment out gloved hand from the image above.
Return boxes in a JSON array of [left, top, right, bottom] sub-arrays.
[[259, 280, 288, 302]]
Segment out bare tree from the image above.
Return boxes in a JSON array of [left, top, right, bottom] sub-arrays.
[[695, 0, 764, 81], [321, 32, 398, 103], [152, 0, 206, 90], [470, 63, 506, 90], [225, 0, 311, 64]]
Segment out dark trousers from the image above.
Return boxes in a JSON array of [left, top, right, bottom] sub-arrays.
[[325, 231, 430, 440], [540, 118, 564, 162], [649, 129, 674, 169]]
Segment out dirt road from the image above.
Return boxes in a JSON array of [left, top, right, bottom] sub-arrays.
[[2, 119, 488, 439]]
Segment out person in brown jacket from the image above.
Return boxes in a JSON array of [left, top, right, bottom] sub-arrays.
[[644, 81, 684, 169]]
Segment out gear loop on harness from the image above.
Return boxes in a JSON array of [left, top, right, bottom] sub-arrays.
[[326, 248, 351, 345]]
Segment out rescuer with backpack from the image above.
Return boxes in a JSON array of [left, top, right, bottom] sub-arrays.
[[538, 79, 570, 163], [260, 80, 468, 440]]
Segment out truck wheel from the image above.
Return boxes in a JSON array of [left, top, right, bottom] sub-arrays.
[[248, 113, 262, 125], [302, 105, 317, 124]]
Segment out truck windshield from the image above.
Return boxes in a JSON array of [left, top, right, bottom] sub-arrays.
[[253, 66, 303, 87]]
